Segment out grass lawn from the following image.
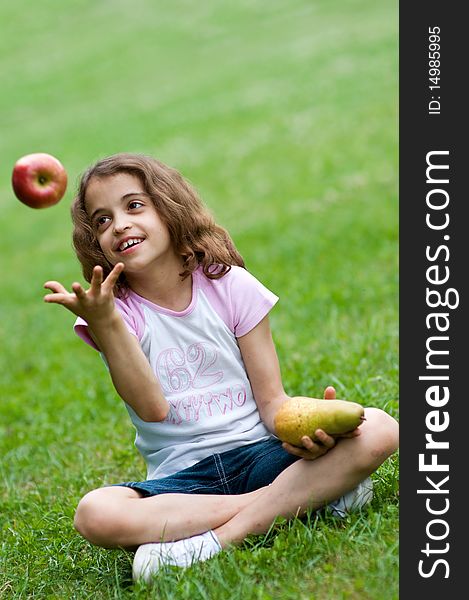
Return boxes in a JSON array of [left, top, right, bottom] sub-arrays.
[[0, 1, 398, 598]]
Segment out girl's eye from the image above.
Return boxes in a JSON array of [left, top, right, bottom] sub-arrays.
[[96, 216, 111, 228], [128, 200, 144, 210]]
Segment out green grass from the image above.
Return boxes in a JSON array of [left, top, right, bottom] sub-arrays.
[[0, 0, 398, 598]]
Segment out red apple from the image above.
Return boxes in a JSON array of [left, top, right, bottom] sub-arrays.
[[12, 152, 68, 208]]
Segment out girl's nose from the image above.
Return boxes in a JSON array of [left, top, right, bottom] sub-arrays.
[[113, 220, 131, 234]]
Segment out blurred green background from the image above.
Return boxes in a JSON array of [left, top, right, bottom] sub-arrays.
[[0, 1, 398, 598]]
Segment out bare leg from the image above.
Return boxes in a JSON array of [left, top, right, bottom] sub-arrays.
[[74, 484, 265, 548], [214, 408, 399, 547]]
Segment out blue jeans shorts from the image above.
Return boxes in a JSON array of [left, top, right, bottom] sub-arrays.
[[117, 437, 299, 497]]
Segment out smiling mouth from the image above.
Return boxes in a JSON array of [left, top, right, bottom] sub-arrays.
[[118, 238, 144, 252]]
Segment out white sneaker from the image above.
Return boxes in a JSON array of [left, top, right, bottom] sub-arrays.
[[132, 530, 222, 582], [326, 477, 374, 518]]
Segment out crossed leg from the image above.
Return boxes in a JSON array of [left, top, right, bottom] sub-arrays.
[[74, 485, 265, 548], [74, 407, 398, 549], [215, 408, 398, 546]]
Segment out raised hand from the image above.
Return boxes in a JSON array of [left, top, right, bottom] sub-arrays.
[[43, 263, 124, 325]]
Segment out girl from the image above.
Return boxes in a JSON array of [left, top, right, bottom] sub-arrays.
[[44, 153, 399, 583]]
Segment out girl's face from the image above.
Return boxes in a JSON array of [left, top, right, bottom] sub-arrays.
[[85, 173, 176, 276]]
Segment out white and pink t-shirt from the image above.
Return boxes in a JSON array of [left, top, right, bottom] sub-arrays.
[[74, 266, 278, 479]]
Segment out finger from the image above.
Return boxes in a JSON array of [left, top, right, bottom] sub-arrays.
[[43, 292, 72, 305], [312, 430, 336, 449], [71, 282, 87, 299], [44, 281, 68, 294], [90, 266, 104, 293], [104, 262, 125, 289], [282, 442, 311, 458], [338, 429, 362, 439], [283, 441, 327, 460], [324, 386, 336, 400]]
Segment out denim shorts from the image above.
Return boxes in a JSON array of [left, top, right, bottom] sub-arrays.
[[117, 437, 300, 497]]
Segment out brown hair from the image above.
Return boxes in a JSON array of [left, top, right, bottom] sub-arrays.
[[71, 153, 245, 295]]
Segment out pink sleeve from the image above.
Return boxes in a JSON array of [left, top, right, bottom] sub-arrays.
[[230, 267, 279, 337], [73, 296, 145, 350], [199, 266, 278, 338]]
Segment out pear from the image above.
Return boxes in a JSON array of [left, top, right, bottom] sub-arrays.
[[274, 396, 365, 447]]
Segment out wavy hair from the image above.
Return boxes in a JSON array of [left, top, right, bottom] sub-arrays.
[[71, 153, 245, 295]]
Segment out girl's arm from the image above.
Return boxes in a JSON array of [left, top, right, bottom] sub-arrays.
[[237, 315, 338, 460], [44, 263, 169, 422]]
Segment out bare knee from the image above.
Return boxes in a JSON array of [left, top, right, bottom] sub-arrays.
[[74, 488, 113, 546], [74, 487, 133, 547], [353, 407, 399, 473]]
